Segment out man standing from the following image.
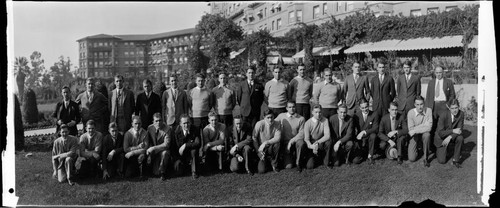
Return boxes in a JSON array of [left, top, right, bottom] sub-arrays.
[[162, 75, 189, 129], [172, 114, 201, 179], [425, 66, 455, 117], [52, 86, 81, 136], [329, 104, 355, 166], [52, 124, 78, 186], [101, 122, 125, 180], [314, 68, 343, 119], [76, 77, 108, 133], [145, 113, 172, 180], [378, 102, 408, 165], [303, 104, 332, 169], [189, 73, 215, 131], [205, 68, 218, 90], [135, 79, 162, 130], [343, 62, 370, 116], [288, 64, 313, 120], [265, 67, 289, 117], [110, 75, 135, 133], [227, 115, 254, 175], [396, 60, 421, 116], [407, 96, 433, 167], [353, 99, 380, 165], [237, 68, 264, 128], [275, 101, 306, 172], [370, 62, 396, 117], [123, 116, 148, 178], [434, 99, 464, 168], [212, 73, 236, 127], [253, 109, 281, 174], [76, 120, 103, 179], [201, 112, 226, 172]]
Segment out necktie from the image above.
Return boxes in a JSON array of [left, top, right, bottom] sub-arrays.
[[391, 117, 396, 131], [435, 79, 440, 97], [173, 89, 177, 101], [135, 131, 140, 143], [380, 75, 383, 84], [451, 115, 454, 123], [363, 114, 367, 122], [88, 93, 93, 103], [115, 91, 120, 122], [354, 75, 358, 84], [155, 129, 159, 145], [339, 119, 343, 137], [406, 75, 410, 83]]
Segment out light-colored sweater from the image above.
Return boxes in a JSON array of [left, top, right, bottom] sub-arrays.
[[407, 108, 433, 134], [189, 87, 213, 118], [288, 76, 313, 104], [265, 79, 289, 108], [212, 85, 235, 115], [275, 113, 305, 143], [314, 81, 343, 108], [303, 117, 331, 144]]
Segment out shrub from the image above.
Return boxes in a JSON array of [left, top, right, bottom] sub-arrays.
[[22, 89, 39, 124], [15, 94, 24, 151], [463, 96, 477, 123], [153, 81, 167, 98]]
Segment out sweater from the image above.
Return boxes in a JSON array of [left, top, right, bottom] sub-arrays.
[[303, 117, 331, 144], [189, 87, 214, 118], [407, 108, 433, 134], [314, 81, 343, 108], [265, 79, 289, 108], [252, 120, 281, 146], [212, 85, 236, 115], [275, 113, 305, 143], [288, 76, 313, 104]]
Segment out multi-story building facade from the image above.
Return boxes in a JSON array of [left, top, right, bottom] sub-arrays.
[[210, 1, 477, 37], [77, 28, 207, 79]]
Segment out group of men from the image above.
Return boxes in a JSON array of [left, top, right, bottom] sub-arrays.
[[51, 60, 465, 186]]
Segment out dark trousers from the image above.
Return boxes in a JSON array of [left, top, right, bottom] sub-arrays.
[[434, 134, 463, 164], [229, 145, 253, 173], [202, 148, 224, 171], [380, 135, 407, 158], [219, 114, 233, 127], [147, 150, 171, 176], [431, 101, 448, 136], [124, 154, 145, 178], [78, 156, 99, 178], [104, 153, 125, 178], [257, 142, 281, 173], [192, 117, 208, 131], [282, 139, 306, 168], [243, 111, 260, 129], [174, 149, 199, 175], [355, 133, 378, 157], [332, 140, 354, 164], [305, 139, 332, 169], [322, 108, 337, 120], [296, 103, 311, 120], [268, 107, 286, 118]]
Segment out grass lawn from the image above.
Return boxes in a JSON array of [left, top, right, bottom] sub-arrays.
[[15, 125, 484, 206]]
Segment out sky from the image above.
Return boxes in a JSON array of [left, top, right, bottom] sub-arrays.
[[9, 1, 211, 71]]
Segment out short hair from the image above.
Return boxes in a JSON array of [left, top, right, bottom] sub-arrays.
[[86, 77, 95, 83], [273, 67, 282, 72], [218, 72, 227, 78], [109, 122, 118, 129], [447, 98, 460, 107], [143, 79, 152, 86], [246, 67, 255, 73], [195, 73, 205, 79], [389, 101, 399, 108], [298, 63, 305, 68], [114, 75, 124, 80], [233, 115, 243, 121], [169, 75, 178, 80], [435, 66, 444, 71], [287, 101, 296, 106], [60, 124, 69, 130], [61, 86, 70, 91], [180, 114, 190, 121], [414, 95, 425, 103], [132, 115, 141, 122], [86, 119, 96, 126], [352, 62, 360, 66], [312, 104, 322, 111], [208, 111, 218, 118], [358, 98, 368, 106], [403, 60, 412, 67], [153, 112, 162, 120], [263, 109, 274, 117], [377, 61, 386, 66], [323, 68, 332, 73], [338, 104, 348, 110]]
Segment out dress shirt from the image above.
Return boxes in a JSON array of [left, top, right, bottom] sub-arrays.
[[434, 78, 446, 101]]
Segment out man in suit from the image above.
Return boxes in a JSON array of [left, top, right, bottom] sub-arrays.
[[343, 62, 370, 116], [330, 104, 355, 166], [434, 99, 464, 168], [370, 62, 396, 117], [76, 77, 108, 134], [396, 60, 421, 116], [227, 115, 254, 175], [135, 79, 162, 130], [303, 104, 332, 170], [212, 73, 236, 127], [426, 66, 456, 135], [237, 68, 264, 128], [407, 96, 433, 167], [189, 73, 215, 131], [110, 75, 135, 134], [172, 114, 201, 179], [201, 111, 226, 173], [353, 99, 380, 165], [145, 113, 172, 180], [275, 101, 306, 172], [76, 120, 103, 179], [378, 102, 408, 165], [162, 75, 189, 129], [288, 64, 313, 120], [264, 67, 289, 117], [101, 122, 125, 180], [123, 116, 148, 178], [52, 124, 78, 186], [253, 109, 281, 174], [52, 86, 81, 136]]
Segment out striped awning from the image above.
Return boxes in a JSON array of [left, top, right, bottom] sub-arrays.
[[292, 46, 343, 58], [267, 56, 295, 65], [469, 35, 478, 49], [230, 48, 246, 59]]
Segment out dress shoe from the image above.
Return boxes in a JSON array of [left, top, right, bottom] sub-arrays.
[[67, 179, 74, 186], [191, 172, 199, 179], [423, 159, 430, 167], [452, 160, 462, 168], [246, 169, 254, 175], [367, 157, 375, 165], [333, 160, 340, 167], [296, 166, 303, 173], [345, 160, 352, 167], [272, 166, 280, 173], [397, 157, 403, 165], [161, 174, 167, 181]]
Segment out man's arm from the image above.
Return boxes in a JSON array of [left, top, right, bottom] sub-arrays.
[[416, 76, 421, 98], [436, 114, 452, 138], [134, 94, 141, 116], [290, 118, 305, 144], [340, 120, 353, 144], [378, 118, 390, 141], [267, 123, 281, 144], [397, 116, 409, 136], [365, 114, 380, 135], [317, 119, 331, 144], [448, 79, 456, 101], [287, 79, 296, 102], [113, 134, 125, 154], [389, 78, 396, 101], [252, 123, 261, 150], [161, 91, 168, 121], [51, 102, 60, 122], [411, 109, 432, 134], [74, 102, 82, 124]]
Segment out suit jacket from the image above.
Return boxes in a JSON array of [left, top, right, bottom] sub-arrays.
[[396, 74, 421, 111], [236, 80, 264, 117], [378, 113, 408, 141], [171, 125, 201, 157], [425, 78, 456, 110], [370, 73, 396, 115], [226, 124, 253, 152], [146, 124, 171, 152], [436, 110, 464, 141], [329, 115, 354, 143], [343, 74, 370, 109], [101, 133, 124, 170], [135, 91, 161, 129], [109, 88, 135, 130], [353, 111, 379, 136], [162, 87, 189, 126], [52, 100, 81, 135], [76, 91, 108, 130]]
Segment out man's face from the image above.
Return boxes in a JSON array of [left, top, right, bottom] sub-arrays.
[[115, 77, 124, 89], [297, 66, 305, 77], [86, 124, 95, 136], [377, 63, 385, 75], [196, 77, 205, 88], [143, 82, 152, 93], [359, 102, 369, 114], [62, 88, 70, 101], [109, 127, 118, 138], [435, 67, 443, 80], [403, 64, 411, 74], [264, 114, 274, 125], [219, 74, 227, 85], [352, 63, 360, 74], [414, 99, 424, 113], [449, 104, 459, 116], [312, 108, 322, 120], [170, 77, 178, 88], [60, 128, 69, 138], [180, 117, 190, 131], [324, 71, 333, 83], [86, 80, 94, 92], [208, 116, 217, 127], [246, 69, 255, 81], [273, 68, 281, 80], [388, 105, 398, 118], [153, 117, 163, 130], [338, 107, 347, 120], [286, 102, 296, 115], [132, 119, 141, 131], [234, 118, 242, 131]]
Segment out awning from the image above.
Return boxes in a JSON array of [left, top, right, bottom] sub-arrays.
[[469, 35, 478, 49], [292, 46, 343, 58], [161, 48, 167, 53], [266, 56, 295, 65], [230, 48, 246, 59]]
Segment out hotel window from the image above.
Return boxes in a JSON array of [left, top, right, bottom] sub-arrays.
[[103, 52, 108, 58], [347, 2, 354, 11], [338, 2, 343, 12], [125, 61, 129, 66], [272, 20, 275, 30], [130, 42, 134, 46], [104, 42, 108, 46], [297, 10, 303, 22], [130, 51, 135, 56], [259, 9, 263, 20], [125, 42, 129, 46], [99, 61, 103, 67], [98, 52, 103, 58], [115, 61, 118, 65], [427, 7, 439, 14], [323, 3, 328, 15], [277, 18, 282, 30], [124, 52, 129, 56], [99, 42, 103, 46], [313, 5, 320, 19], [264, 8, 267, 17], [410, 9, 422, 16], [289, 11, 295, 24], [93, 42, 97, 47], [130, 61, 135, 66], [445, 6, 458, 12]]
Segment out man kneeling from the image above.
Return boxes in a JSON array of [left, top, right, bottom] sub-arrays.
[[146, 113, 172, 180], [76, 120, 103, 179], [227, 115, 254, 175], [52, 124, 78, 185], [123, 116, 148, 178], [304, 104, 332, 169], [253, 109, 281, 174], [201, 111, 226, 173]]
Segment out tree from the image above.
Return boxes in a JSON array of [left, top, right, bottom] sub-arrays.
[[285, 23, 321, 74], [25, 51, 45, 90], [240, 30, 274, 71], [186, 35, 210, 74], [22, 89, 39, 124], [14, 94, 24, 151], [14, 56, 29, 102], [49, 56, 74, 98]]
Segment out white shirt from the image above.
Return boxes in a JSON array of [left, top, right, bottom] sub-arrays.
[[311, 117, 319, 123], [434, 78, 446, 101], [362, 112, 368, 121]]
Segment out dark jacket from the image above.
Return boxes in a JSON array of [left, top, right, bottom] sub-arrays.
[[236, 80, 264, 117], [370, 73, 396, 115], [378, 113, 408, 141], [52, 100, 81, 136], [135, 91, 162, 129]]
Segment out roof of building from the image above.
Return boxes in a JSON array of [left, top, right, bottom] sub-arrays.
[[77, 34, 119, 41], [77, 28, 196, 42]]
